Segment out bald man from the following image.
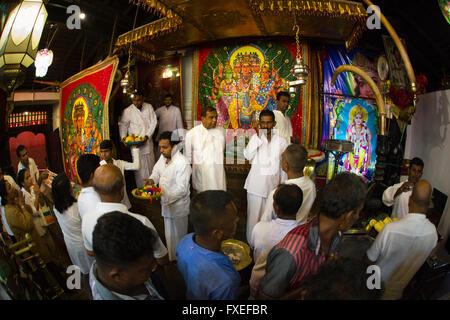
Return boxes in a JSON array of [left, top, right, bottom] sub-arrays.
[[260, 144, 316, 224], [366, 180, 438, 300], [81, 164, 168, 269]]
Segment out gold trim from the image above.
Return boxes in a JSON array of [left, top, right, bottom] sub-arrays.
[[331, 64, 386, 135], [250, 0, 367, 50], [129, 0, 179, 19], [115, 16, 183, 49], [114, 46, 156, 63], [249, 0, 367, 18]]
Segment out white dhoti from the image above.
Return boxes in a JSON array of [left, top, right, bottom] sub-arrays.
[[135, 151, 155, 187], [246, 193, 267, 243], [163, 215, 189, 261]]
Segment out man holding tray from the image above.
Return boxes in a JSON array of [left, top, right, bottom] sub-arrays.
[[119, 90, 157, 187], [144, 131, 191, 261]]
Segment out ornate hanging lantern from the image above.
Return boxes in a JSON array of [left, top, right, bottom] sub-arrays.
[[288, 21, 310, 94], [0, 0, 48, 94]]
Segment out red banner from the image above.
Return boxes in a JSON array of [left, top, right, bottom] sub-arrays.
[[60, 56, 118, 182]]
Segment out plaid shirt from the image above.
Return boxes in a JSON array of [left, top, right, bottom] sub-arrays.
[[259, 216, 341, 299]]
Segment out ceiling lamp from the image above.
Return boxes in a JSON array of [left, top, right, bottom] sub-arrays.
[[0, 0, 48, 94], [35, 48, 53, 77], [288, 21, 310, 94]]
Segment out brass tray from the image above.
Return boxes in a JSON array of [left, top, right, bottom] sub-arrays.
[[221, 239, 252, 271]]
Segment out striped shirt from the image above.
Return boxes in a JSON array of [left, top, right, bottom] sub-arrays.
[[259, 216, 342, 299]]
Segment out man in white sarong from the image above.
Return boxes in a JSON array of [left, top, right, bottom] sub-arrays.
[[244, 110, 288, 242], [260, 144, 316, 225], [145, 131, 191, 261], [272, 91, 299, 145], [155, 94, 184, 140], [119, 91, 157, 187], [99, 140, 140, 209], [184, 106, 226, 192], [382, 157, 424, 220], [155, 94, 185, 160]]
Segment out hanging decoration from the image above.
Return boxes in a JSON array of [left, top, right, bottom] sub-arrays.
[[0, 0, 48, 94], [288, 19, 310, 93], [35, 48, 53, 77]]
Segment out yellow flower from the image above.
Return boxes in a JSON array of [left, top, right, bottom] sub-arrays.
[[374, 221, 384, 233]]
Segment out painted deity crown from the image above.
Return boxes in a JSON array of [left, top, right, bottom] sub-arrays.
[[240, 52, 253, 65], [261, 61, 271, 71], [73, 101, 86, 118], [251, 52, 261, 66], [350, 105, 368, 123], [233, 53, 242, 67]]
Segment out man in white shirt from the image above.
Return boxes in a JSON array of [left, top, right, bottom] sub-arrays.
[[155, 94, 184, 141], [16, 145, 48, 186], [76, 154, 101, 220], [184, 106, 226, 192], [119, 91, 157, 187], [382, 157, 424, 219], [82, 164, 168, 266], [144, 131, 191, 261], [272, 91, 299, 144], [260, 144, 316, 224], [90, 211, 164, 300], [366, 179, 438, 300], [249, 184, 302, 298], [155, 94, 185, 160], [99, 140, 140, 209], [244, 110, 288, 242]]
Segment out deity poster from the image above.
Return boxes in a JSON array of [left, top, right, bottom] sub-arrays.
[[60, 56, 118, 183], [196, 41, 309, 163], [326, 97, 379, 182]]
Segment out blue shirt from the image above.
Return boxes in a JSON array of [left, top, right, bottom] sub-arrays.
[[176, 233, 241, 300]]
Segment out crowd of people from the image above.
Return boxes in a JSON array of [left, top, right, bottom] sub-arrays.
[[0, 90, 439, 300]]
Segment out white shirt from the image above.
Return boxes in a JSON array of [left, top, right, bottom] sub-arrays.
[[77, 186, 101, 220], [260, 176, 316, 224], [273, 110, 293, 144], [119, 102, 157, 155], [382, 182, 412, 220], [21, 187, 46, 237], [18, 157, 40, 185], [250, 218, 299, 263], [155, 105, 184, 140], [81, 202, 168, 259], [367, 213, 438, 300], [100, 148, 140, 209], [53, 203, 93, 274], [244, 132, 288, 198], [184, 124, 226, 192], [150, 149, 191, 219]]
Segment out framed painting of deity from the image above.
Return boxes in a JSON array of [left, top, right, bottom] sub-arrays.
[[60, 56, 119, 183]]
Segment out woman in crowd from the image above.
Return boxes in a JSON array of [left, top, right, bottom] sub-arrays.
[[52, 173, 93, 295], [17, 169, 47, 238], [52, 173, 93, 273], [17, 169, 65, 267]]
